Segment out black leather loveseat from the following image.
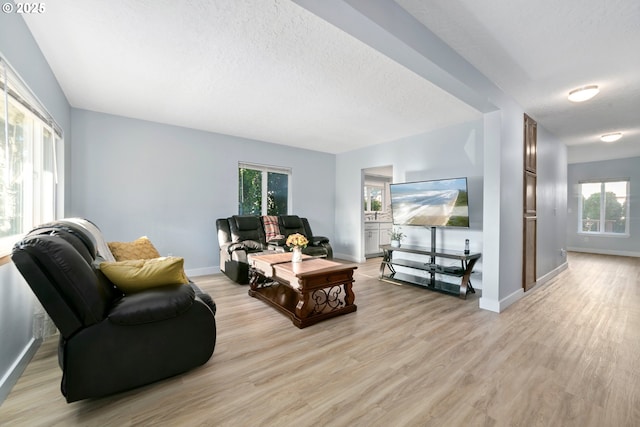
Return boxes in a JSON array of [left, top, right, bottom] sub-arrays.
[[11, 218, 217, 402], [216, 215, 332, 284]]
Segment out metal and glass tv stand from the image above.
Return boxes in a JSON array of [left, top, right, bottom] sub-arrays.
[[379, 237, 481, 299]]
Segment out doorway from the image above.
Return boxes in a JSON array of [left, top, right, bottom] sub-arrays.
[[362, 166, 393, 258]]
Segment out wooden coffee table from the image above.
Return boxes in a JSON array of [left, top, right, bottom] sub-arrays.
[[248, 253, 357, 328]]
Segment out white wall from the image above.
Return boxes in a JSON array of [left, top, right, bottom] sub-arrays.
[[567, 156, 640, 257], [336, 120, 483, 247], [334, 108, 568, 312], [336, 119, 484, 285], [494, 107, 525, 307], [568, 140, 640, 165], [70, 109, 336, 275]]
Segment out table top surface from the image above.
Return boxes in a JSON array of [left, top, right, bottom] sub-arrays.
[[249, 252, 357, 280], [274, 258, 357, 278], [249, 251, 310, 265]]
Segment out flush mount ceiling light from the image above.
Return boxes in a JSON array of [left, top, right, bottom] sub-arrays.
[[568, 85, 600, 102], [600, 132, 623, 143]]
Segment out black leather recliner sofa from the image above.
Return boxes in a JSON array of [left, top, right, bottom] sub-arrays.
[[11, 219, 217, 403], [216, 214, 333, 284], [216, 215, 268, 284]]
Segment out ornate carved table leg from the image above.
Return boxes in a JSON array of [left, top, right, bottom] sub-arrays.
[[248, 266, 264, 296], [344, 281, 355, 306], [295, 289, 313, 321]]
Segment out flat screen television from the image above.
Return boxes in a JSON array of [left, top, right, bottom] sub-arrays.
[[390, 177, 470, 228]]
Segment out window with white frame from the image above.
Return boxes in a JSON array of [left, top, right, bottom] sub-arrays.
[[578, 179, 629, 235], [363, 185, 384, 212], [0, 56, 62, 254], [238, 162, 291, 215]]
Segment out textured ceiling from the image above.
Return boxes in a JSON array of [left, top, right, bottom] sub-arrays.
[[22, 0, 480, 154], [22, 0, 640, 158]]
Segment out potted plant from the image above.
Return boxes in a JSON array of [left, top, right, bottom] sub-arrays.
[[389, 227, 405, 247]]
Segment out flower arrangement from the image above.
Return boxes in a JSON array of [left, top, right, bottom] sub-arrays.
[[286, 233, 308, 250], [389, 227, 405, 242]]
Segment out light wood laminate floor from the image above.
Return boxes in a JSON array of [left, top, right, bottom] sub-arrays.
[[1, 252, 639, 426]]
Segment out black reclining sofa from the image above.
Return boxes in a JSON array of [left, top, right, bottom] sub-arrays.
[[216, 214, 332, 284], [11, 218, 217, 402]]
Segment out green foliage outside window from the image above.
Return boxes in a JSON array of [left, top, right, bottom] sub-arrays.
[[364, 185, 383, 212], [239, 166, 289, 216], [238, 168, 262, 215], [267, 172, 288, 215], [581, 185, 627, 233]]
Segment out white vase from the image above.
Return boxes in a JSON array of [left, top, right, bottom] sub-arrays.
[[291, 246, 303, 263], [391, 240, 401, 248]]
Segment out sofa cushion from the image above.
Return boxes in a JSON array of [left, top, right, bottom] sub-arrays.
[[279, 215, 307, 239], [100, 257, 189, 294], [233, 215, 262, 231], [108, 236, 161, 261], [229, 215, 266, 246], [280, 215, 303, 228]]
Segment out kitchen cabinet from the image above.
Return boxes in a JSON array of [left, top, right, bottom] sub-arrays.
[[364, 222, 392, 257]]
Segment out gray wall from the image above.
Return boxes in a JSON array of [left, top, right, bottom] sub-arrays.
[[537, 125, 569, 276], [334, 115, 568, 300], [334, 118, 484, 265], [296, 0, 571, 311], [70, 109, 336, 275], [567, 156, 640, 256], [484, 108, 568, 307], [0, 8, 71, 402], [320, 0, 569, 311]]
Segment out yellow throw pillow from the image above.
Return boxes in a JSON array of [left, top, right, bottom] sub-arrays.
[[100, 256, 189, 293], [108, 236, 161, 261]]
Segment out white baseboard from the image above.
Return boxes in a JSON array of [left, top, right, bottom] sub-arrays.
[[186, 266, 220, 278], [536, 261, 569, 287], [0, 338, 41, 405], [333, 252, 364, 263], [478, 296, 501, 312], [479, 261, 569, 313], [567, 247, 640, 258], [500, 288, 526, 311], [479, 287, 524, 313]]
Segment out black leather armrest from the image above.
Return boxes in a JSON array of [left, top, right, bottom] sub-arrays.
[[226, 242, 245, 253], [311, 236, 330, 245], [227, 240, 264, 253], [108, 285, 195, 325], [188, 282, 216, 315], [219, 242, 235, 253], [268, 238, 286, 246], [241, 240, 264, 250]]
